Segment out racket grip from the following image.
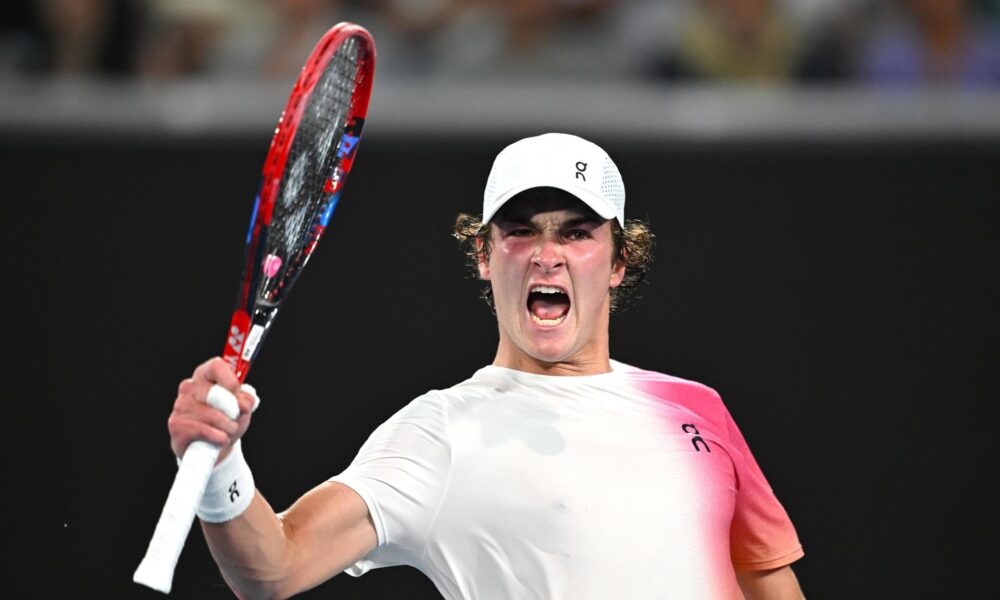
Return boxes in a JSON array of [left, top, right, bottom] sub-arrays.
[[133, 440, 220, 594]]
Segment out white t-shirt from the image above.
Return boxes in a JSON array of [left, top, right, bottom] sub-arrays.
[[330, 361, 802, 599]]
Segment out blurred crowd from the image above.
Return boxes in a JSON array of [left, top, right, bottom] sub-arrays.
[[2, 0, 1000, 87]]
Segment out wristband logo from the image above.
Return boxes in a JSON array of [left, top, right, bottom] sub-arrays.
[[229, 481, 240, 503]]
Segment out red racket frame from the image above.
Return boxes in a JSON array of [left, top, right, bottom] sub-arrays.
[[222, 23, 375, 381]]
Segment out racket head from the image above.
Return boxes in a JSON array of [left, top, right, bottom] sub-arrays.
[[222, 23, 376, 379]]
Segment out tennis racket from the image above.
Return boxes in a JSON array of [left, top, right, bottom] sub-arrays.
[[134, 22, 375, 594]]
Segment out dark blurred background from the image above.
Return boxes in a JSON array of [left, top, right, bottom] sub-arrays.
[[4, 0, 1000, 86], [2, 1, 998, 598]]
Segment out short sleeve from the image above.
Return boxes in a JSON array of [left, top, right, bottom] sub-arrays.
[[329, 392, 452, 575], [725, 410, 804, 571]]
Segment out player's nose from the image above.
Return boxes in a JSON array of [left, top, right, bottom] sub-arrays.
[[532, 236, 564, 272]]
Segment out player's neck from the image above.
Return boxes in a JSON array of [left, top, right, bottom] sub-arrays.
[[492, 342, 613, 377]]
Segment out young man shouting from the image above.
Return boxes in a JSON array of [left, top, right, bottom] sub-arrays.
[[168, 133, 805, 598]]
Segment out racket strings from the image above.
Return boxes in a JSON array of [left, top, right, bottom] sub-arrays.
[[262, 37, 366, 302]]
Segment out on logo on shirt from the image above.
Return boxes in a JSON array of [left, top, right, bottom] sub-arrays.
[[682, 423, 711, 453]]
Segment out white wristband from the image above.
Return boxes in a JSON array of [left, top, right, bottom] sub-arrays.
[[194, 439, 255, 523]]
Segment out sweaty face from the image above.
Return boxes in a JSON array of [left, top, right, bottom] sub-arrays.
[[478, 191, 625, 376]]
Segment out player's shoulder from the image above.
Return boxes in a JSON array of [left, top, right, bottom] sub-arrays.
[[612, 360, 724, 404], [397, 368, 496, 413], [613, 360, 736, 434], [375, 387, 455, 431], [613, 360, 719, 392]]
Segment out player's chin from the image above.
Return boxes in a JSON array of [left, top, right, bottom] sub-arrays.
[[524, 323, 578, 360]]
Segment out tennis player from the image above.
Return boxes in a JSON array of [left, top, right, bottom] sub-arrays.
[[169, 133, 805, 598]]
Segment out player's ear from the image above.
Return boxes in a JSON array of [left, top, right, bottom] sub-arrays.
[[476, 237, 491, 280], [610, 251, 626, 288]]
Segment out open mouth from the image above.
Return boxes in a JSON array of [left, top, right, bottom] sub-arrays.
[[527, 285, 570, 326]]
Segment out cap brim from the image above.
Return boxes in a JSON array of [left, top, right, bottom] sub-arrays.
[[484, 182, 619, 224]]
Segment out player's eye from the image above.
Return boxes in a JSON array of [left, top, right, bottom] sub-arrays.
[[507, 228, 534, 237], [565, 229, 591, 240]]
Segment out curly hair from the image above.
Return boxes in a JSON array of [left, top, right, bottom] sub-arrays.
[[453, 208, 655, 314]]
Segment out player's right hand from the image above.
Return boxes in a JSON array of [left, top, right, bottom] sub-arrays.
[[168, 357, 259, 464]]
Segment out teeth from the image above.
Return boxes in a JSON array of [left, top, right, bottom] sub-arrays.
[[531, 285, 564, 294], [531, 313, 567, 326]]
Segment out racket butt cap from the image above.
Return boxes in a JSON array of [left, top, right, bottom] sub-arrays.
[[133, 557, 173, 594]]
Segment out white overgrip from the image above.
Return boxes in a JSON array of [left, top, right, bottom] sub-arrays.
[[207, 384, 240, 419], [133, 440, 220, 593], [133, 384, 248, 594]]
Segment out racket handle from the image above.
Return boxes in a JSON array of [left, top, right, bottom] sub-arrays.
[[134, 440, 220, 593], [134, 384, 240, 593]]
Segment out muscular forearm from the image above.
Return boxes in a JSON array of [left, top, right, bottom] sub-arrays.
[[202, 490, 297, 599], [201, 481, 378, 599]]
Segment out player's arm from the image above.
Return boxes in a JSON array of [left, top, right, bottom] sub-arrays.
[[170, 358, 377, 599], [736, 565, 805, 600], [202, 482, 376, 598]]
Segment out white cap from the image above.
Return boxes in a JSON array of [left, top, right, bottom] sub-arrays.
[[483, 133, 625, 225]]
